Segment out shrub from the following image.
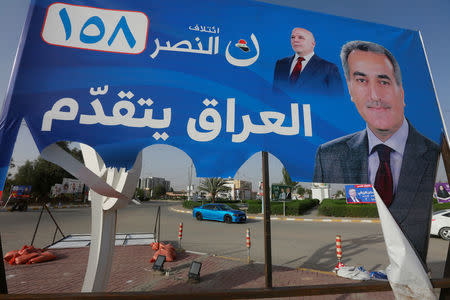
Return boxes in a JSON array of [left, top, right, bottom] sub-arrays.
[[318, 198, 378, 218], [182, 200, 202, 209], [245, 199, 319, 215], [433, 198, 450, 211]]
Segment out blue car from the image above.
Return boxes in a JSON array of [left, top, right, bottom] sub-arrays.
[[193, 203, 246, 223]]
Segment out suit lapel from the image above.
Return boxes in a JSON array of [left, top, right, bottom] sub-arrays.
[[345, 130, 369, 183], [390, 125, 429, 223], [297, 54, 320, 88], [280, 55, 295, 81]]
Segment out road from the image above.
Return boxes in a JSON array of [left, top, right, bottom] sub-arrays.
[[0, 201, 448, 276]]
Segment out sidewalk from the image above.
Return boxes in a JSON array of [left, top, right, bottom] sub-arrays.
[[4, 245, 395, 299]]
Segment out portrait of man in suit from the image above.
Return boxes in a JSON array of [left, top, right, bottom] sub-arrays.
[[346, 188, 361, 203], [273, 27, 344, 96], [313, 40, 440, 265]]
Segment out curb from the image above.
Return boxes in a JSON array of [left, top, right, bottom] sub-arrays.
[[170, 207, 380, 224]]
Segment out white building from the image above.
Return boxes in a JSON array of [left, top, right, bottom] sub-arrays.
[[311, 183, 330, 202], [222, 179, 252, 200]]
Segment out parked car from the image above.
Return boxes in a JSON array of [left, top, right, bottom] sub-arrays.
[[430, 209, 450, 240], [193, 203, 246, 223]]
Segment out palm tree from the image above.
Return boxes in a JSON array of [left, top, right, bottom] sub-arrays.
[[282, 167, 297, 187], [198, 178, 230, 203]]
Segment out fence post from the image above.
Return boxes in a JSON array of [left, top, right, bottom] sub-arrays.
[[178, 222, 183, 249], [246, 228, 251, 264], [335, 235, 344, 272]]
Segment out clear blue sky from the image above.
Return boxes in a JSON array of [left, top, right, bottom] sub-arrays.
[[0, 0, 449, 191]]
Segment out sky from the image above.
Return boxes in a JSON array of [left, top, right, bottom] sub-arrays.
[[0, 0, 449, 192]]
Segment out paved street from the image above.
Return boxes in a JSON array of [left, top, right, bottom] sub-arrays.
[[1, 200, 448, 277]]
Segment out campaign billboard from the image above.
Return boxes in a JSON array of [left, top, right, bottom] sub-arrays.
[[0, 0, 442, 187], [0, 0, 443, 267], [435, 183, 450, 203], [345, 184, 375, 204], [271, 184, 293, 201], [10, 185, 32, 198]]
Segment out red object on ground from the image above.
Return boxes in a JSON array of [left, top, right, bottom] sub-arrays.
[[149, 242, 176, 262], [4, 250, 18, 261], [8, 254, 19, 265], [18, 245, 37, 256], [150, 242, 159, 251], [4, 245, 56, 265], [29, 251, 57, 264], [334, 261, 346, 270], [15, 252, 40, 265]]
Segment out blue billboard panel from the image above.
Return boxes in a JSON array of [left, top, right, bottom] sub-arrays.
[[0, 0, 443, 190], [345, 184, 375, 204]]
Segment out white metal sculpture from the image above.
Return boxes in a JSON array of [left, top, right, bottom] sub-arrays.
[[41, 143, 142, 292]]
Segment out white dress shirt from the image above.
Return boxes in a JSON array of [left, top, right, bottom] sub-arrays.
[[350, 196, 360, 202], [289, 52, 314, 75], [367, 118, 409, 194]]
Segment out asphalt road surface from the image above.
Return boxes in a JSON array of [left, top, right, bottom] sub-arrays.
[[0, 201, 448, 276]]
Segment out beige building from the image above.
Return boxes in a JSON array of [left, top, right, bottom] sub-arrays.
[[137, 177, 170, 192], [222, 179, 252, 200]]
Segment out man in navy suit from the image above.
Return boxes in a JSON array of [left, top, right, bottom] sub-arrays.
[[313, 41, 439, 265], [346, 188, 361, 203], [273, 27, 343, 96]]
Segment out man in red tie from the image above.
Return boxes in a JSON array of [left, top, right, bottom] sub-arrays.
[[273, 27, 343, 96], [313, 40, 440, 266]]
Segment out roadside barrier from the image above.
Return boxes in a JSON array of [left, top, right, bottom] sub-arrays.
[[246, 228, 251, 263], [335, 235, 345, 271], [178, 222, 183, 249]]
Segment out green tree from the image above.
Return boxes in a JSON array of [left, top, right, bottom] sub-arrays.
[[153, 185, 167, 199], [282, 167, 297, 187], [296, 185, 306, 197], [135, 188, 145, 201], [198, 178, 230, 203], [11, 142, 83, 201]]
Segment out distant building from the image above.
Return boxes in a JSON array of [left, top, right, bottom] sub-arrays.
[[137, 177, 170, 192], [186, 185, 195, 198], [311, 183, 330, 202], [222, 179, 252, 200]]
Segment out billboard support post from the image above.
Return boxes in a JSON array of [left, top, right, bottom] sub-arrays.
[[0, 234, 7, 294], [262, 151, 272, 289]]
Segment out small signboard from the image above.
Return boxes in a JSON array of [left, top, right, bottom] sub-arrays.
[[435, 183, 450, 203], [271, 184, 293, 201], [10, 185, 32, 198], [62, 178, 83, 194], [345, 184, 375, 204]]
